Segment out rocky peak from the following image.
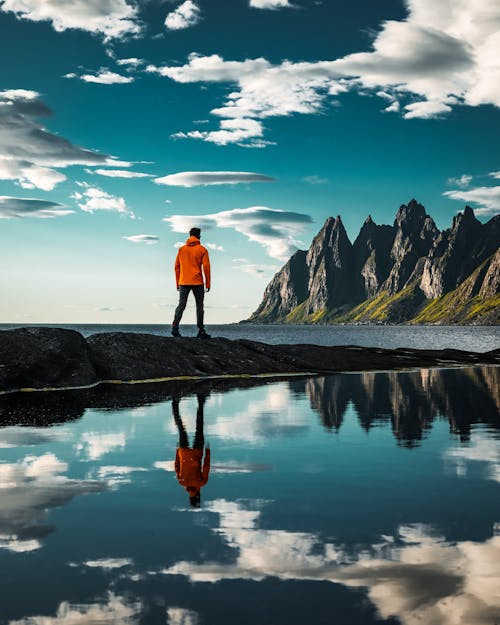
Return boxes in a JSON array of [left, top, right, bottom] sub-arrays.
[[394, 199, 427, 230]]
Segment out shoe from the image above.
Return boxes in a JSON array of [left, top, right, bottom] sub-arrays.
[[171, 327, 181, 337], [197, 329, 211, 339]]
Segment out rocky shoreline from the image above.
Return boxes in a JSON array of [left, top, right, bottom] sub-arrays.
[[1, 327, 499, 394]]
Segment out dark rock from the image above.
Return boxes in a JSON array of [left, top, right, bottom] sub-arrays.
[[0, 327, 96, 393], [249, 250, 308, 322], [1, 328, 499, 394], [353, 216, 395, 297], [421, 205, 486, 298]]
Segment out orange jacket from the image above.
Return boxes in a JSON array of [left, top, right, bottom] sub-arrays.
[[175, 447, 210, 493], [174, 236, 211, 289]]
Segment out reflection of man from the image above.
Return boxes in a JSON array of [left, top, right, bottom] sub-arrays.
[[173, 394, 210, 508]]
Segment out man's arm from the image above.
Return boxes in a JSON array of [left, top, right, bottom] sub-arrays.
[[201, 447, 210, 485], [202, 248, 211, 291], [174, 251, 181, 289]]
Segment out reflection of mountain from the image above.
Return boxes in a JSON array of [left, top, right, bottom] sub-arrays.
[[295, 366, 500, 446]]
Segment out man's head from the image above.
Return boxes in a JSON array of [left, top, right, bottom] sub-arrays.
[[189, 227, 201, 239]]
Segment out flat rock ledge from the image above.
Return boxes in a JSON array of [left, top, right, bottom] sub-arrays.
[[1, 327, 499, 394]]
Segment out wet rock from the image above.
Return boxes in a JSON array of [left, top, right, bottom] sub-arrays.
[[1, 327, 499, 394], [0, 327, 96, 393]]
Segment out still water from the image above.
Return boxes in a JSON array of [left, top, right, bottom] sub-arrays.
[[0, 366, 499, 624]]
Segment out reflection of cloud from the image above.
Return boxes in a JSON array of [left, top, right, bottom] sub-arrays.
[[204, 385, 310, 443], [8, 593, 141, 624], [0, 427, 63, 449], [79, 558, 133, 570], [154, 461, 271, 474], [96, 465, 148, 486], [76, 433, 126, 460], [445, 435, 500, 483], [167, 607, 199, 625], [0, 453, 103, 553], [163, 499, 500, 625]]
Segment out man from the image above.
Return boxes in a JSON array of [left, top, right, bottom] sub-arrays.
[[172, 227, 211, 339]]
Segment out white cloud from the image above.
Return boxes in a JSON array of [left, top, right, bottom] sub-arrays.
[[0, 89, 122, 189], [250, 0, 293, 8], [165, 1, 201, 30], [116, 57, 144, 68], [443, 185, 500, 215], [153, 170, 275, 187], [0, 196, 74, 219], [148, 0, 500, 144], [8, 593, 141, 625], [447, 174, 473, 188], [232, 262, 280, 276], [0, 0, 142, 42], [0, 157, 66, 190], [303, 175, 329, 185], [0, 453, 103, 553], [67, 69, 134, 84], [163, 206, 313, 260], [123, 234, 159, 244], [205, 242, 224, 251], [86, 168, 152, 178], [71, 183, 133, 216]]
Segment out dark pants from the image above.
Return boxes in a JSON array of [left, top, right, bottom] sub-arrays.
[[172, 395, 206, 449], [173, 285, 205, 329]]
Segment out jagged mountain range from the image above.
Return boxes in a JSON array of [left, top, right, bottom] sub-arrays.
[[247, 199, 500, 325]]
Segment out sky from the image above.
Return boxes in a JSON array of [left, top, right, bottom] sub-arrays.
[[0, 0, 499, 324]]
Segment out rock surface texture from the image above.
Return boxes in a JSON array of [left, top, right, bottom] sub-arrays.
[[1, 327, 499, 393], [248, 200, 500, 324]]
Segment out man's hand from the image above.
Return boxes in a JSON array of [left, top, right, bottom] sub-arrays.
[[177, 286, 180, 291], [206, 287, 210, 292]]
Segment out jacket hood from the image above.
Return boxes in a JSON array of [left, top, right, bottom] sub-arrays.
[[186, 236, 200, 246]]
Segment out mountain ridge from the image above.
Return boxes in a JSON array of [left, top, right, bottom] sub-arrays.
[[247, 201, 500, 325]]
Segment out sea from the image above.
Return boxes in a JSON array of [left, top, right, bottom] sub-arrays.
[[1, 322, 499, 352]]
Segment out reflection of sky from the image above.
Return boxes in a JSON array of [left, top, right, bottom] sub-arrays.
[[0, 453, 103, 553], [162, 499, 500, 625], [0, 369, 499, 625], [8, 593, 142, 625], [445, 434, 500, 483]]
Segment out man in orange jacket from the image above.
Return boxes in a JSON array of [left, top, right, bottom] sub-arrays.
[[172, 227, 211, 339]]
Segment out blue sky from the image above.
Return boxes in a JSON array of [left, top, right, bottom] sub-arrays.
[[1, 0, 499, 324]]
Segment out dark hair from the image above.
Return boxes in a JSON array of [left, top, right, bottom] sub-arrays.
[[189, 493, 201, 508], [189, 227, 201, 239]]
